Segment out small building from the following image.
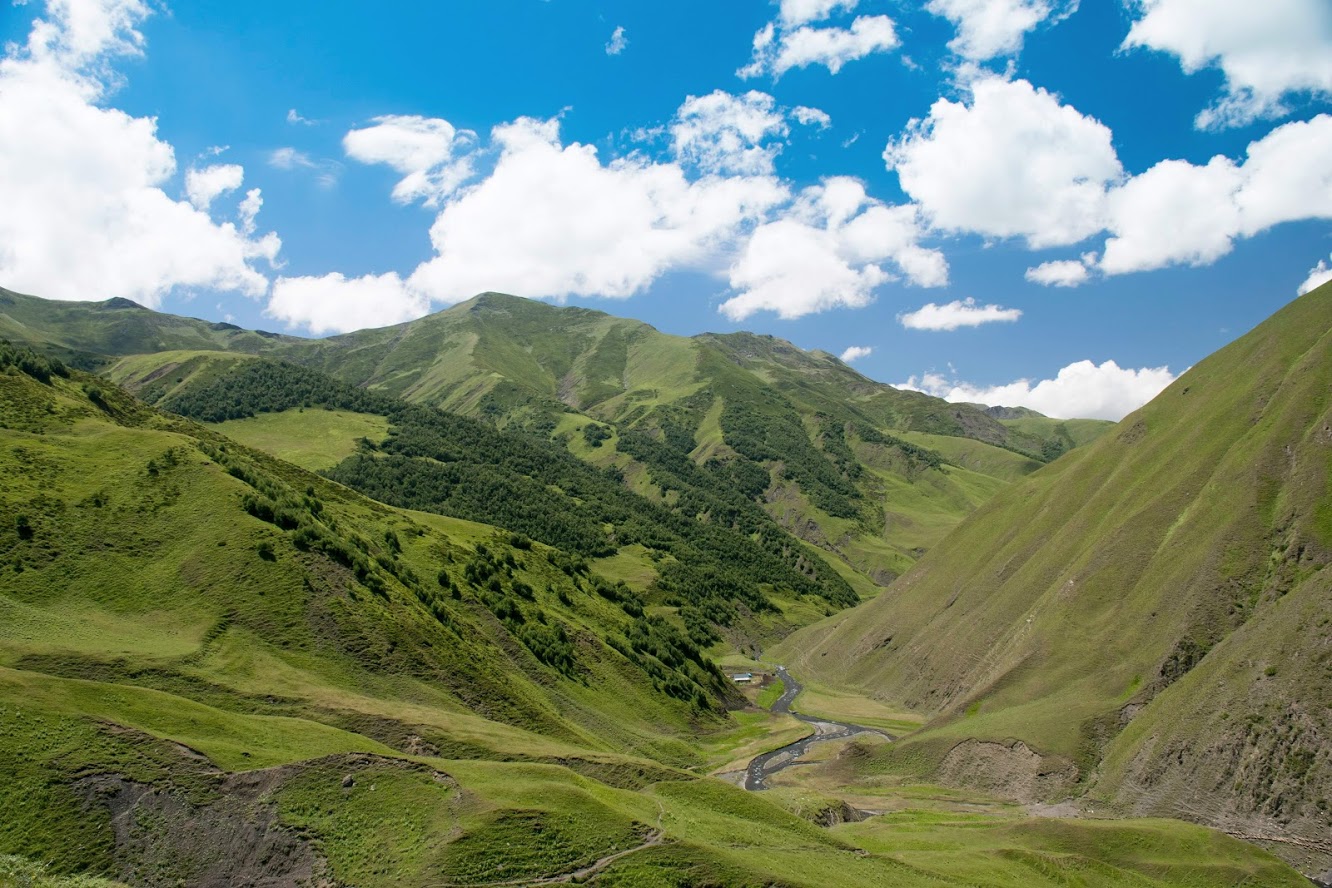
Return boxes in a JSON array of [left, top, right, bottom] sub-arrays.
[[730, 672, 754, 683]]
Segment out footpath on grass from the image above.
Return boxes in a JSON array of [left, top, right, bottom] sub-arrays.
[[744, 667, 894, 791]]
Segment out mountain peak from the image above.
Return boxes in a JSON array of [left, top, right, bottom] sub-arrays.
[[99, 296, 146, 311], [446, 291, 617, 324], [976, 404, 1047, 420], [465, 291, 530, 309]]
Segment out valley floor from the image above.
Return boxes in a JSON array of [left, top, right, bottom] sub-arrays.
[[0, 657, 1311, 888]]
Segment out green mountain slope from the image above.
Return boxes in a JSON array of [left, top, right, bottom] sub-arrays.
[[0, 287, 1107, 594], [107, 351, 859, 652], [0, 288, 296, 366], [0, 344, 742, 749], [776, 283, 1332, 876], [280, 293, 1098, 585], [0, 345, 856, 885], [994, 412, 1115, 459]]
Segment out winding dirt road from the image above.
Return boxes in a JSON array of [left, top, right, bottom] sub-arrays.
[[744, 667, 893, 791]]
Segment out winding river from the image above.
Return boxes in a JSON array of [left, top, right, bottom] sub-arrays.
[[744, 667, 894, 791]]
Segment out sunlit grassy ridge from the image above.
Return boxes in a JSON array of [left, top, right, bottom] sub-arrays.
[[0, 291, 297, 367], [0, 351, 709, 881], [210, 407, 389, 471], [777, 283, 1332, 874]]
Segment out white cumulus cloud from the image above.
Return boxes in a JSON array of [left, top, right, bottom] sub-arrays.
[[1122, 0, 1332, 130], [267, 272, 430, 336], [21, 0, 149, 69], [405, 117, 786, 306], [297, 98, 949, 333], [605, 25, 628, 56], [926, 0, 1077, 61], [721, 177, 946, 321], [1101, 114, 1332, 275], [898, 297, 1021, 331], [344, 115, 478, 205], [898, 360, 1178, 420], [1025, 259, 1090, 287], [1101, 157, 1242, 273], [285, 115, 791, 331], [741, 15, 899, 79], [779, 0, 858, 27], [671, 90, 788, 175], [184, 163, 243, 211], [1300, 255, 1332, 294], [883, 75, 1332, 278], [407, 117, 786, 304], [840, 345, 873, 362], [886, 77, 1120, 248], [0, 0, 280, 307], [792, 105, 832, 128]]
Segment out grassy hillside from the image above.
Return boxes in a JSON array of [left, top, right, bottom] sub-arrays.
[[277, 294, 1089, 586], [0, 345, 743, 744], [776, 283, 1332, 876], [0, 288, 295, 368], [0, 345, 1304, 886], [209, 408, 390, 471], [106, 351, 859, 654], [2, 287, 1103, 595], [998, 414, 1115, 458]]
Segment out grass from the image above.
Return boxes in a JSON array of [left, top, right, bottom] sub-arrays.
[[0, 666, 395, 771], [276, 759, 463, 887], [88, 294, 1094, 664], [756, 677, 785, 710], [0, 855, 126, 888], [840, 813, 1308, 887], [106, 295, 1084, 632], [780, 286, 1332, 871], [5, 374, 727, 754], [1000, 416, 1115, 450], [209, 407, 389, 471], [10, 289, 1106, 653], [0, 365, 716, 875], [694, 710, 813, 774], [431, 759, 664, 882], [896, 430, 1045, 483], [588, 543, 660, 592], [780, 677, 925, 735]]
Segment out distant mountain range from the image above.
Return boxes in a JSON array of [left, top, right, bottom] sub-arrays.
[[0, 287, 1112, 607]]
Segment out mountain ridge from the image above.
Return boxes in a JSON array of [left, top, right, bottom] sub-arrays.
[[0, 285, 1111, 598]]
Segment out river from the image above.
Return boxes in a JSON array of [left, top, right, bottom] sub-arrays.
[[744, 666, 894, 791]]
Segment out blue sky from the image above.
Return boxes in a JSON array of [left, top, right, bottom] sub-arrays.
[[2, 0, 1330, 418]]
